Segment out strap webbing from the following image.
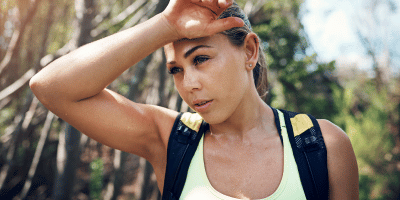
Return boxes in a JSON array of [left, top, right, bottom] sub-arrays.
[[278, 109, 329, 200], [162, 114, 208, 200]]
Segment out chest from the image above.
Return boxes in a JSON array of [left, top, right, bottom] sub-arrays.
[[203, 134, 284, 199]]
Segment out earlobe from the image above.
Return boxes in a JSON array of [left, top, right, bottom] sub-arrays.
[[245, 63, 254, 71]]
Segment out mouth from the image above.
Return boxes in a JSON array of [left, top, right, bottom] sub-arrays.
[[193, 99, 213, 112], [194, 100, 212, 106]]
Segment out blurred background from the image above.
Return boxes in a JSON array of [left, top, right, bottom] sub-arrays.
[[0, 0, 399, 199]]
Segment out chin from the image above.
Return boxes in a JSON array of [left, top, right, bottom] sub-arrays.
[[197, 111, 229, 125]]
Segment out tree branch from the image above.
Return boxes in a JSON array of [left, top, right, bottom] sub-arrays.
[[90, 0, 147, 38], [0, 97, 12, 111], [120, 1, 157, 31], [244, 0, 267, 19], [92, 0, 118, 28], [0, 68, 35, 101]]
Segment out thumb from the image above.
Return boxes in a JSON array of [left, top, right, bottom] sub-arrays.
[[205, 17, 245, 35]]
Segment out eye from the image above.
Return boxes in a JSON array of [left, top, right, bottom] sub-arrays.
[[168, 67, 183, 75], [193, 55, 210, 66]]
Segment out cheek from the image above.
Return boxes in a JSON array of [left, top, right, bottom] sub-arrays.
[[173, 77, 184, 96], [173, 77, 192, 107], [217, 56, 247, 91]]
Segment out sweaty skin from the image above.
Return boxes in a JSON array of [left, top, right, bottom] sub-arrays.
[[29, 0, 358, 198]]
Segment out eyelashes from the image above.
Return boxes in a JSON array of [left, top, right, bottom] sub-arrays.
[[168, 67, 182, 75], [168, 55, 210, 75], [193, 55, 210, 66]]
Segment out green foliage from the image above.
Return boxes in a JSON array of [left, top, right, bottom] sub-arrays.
[[47, 0, 75, 54], [0, 0, 17, 12], [0, 105, 16, 136], [331, 78, 400, 199], [90, 158, 104, 200], [360, 174, 374, 200], [118, 82, 130, 96]]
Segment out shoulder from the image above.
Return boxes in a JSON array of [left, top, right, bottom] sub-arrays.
[[317, 119, 359, 200], [317, 119, 351, 150]]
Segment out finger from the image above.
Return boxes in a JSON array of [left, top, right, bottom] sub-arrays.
[[205, 17, 244, 35], [218, 0, 232, 8], [190, 0, 216, 6], [192, 0, 220, 15], [215, 0, 233, 16]]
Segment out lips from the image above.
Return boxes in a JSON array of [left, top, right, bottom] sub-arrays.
[[193, 99, 213, 112], [195, 100, 212, 106]]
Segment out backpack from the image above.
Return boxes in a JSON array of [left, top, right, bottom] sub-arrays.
[[161, 108, 329, 200]]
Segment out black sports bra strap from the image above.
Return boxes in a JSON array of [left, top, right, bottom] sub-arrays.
[[271, 107, 284, 145]]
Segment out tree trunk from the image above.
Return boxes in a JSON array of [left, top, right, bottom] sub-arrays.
[[0, 92, 34, 192], [18, 111, 55, 199], [0, 0, 42, 78], [135, 157, 156, 200], [52, 125, 82, 200], [103, 149, 128, 200]]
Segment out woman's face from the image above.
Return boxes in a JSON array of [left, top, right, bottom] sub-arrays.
[[164, 34, 252, 124]]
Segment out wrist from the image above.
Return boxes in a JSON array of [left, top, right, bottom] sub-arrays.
[[157, 13, 181, 42]]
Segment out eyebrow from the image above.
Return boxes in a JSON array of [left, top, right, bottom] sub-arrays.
[[184, 45, 212, 58], [166, 45, 212, 65]]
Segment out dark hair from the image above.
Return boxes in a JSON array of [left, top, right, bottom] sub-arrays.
[[218, 3, 268, 97]]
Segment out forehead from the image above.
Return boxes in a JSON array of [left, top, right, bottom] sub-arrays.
[[164, 34, 230, 60]]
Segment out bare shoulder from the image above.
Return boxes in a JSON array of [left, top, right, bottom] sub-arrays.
[[317, 119, 351, 149], [317, 119, 359, 200]]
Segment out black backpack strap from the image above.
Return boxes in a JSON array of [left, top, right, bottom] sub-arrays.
[[162, 113, 209, 200], [278, 109, 329, 200]]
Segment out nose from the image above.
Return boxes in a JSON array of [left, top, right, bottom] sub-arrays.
[[183, 69, 202, 92]]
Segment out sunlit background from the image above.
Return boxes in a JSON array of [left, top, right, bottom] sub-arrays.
[[302, 0, 400, 73]]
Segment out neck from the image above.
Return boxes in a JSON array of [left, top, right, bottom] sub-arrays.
[[209, 86, 274, 140]]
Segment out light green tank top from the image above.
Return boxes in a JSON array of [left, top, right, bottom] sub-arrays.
[[180, 110, 307, 200]]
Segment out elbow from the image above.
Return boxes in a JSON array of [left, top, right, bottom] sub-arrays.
[[29, 74, 39, 92], [29, 73, 53, 107], [30, 71, 76, 110], [29, 73, 41, 98]]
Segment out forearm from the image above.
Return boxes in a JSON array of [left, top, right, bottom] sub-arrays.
[[30, 13, 176, 104]]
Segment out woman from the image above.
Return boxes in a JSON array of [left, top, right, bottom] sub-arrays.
[[29, 0, 359, 199]]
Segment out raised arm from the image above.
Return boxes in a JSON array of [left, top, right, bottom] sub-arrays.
[[29, 14, 178, 159], [29, 0, 243, 164]]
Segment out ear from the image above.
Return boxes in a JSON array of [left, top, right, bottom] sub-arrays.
[[244, 32, 259, 71]]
